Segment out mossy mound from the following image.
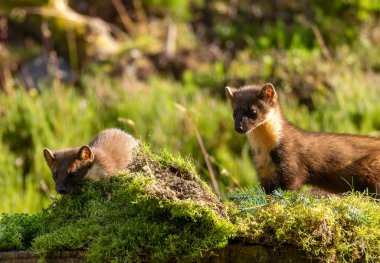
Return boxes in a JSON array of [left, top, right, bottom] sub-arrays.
[[230, 188, 380, 263], [0, 146, 235, 262], [128, 148, 227, 217], [3, 146, 380, 262]]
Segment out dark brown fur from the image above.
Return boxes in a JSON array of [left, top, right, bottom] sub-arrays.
[[43, 128, 138, 194], [226, 83, 380, 195]]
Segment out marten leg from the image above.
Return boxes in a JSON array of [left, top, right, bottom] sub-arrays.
[[260, 177, 276, 193], [359, 152, 380, 194], [278, 165, 308, 191], [343, 152, 380, 195], [260, 170, 306, 193], [282, 174, 307, 191]]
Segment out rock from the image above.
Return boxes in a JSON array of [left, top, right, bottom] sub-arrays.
[[18, 54, 73, 88]]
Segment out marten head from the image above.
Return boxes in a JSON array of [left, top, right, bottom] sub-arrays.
[[225, 83, 279, 134], [43, 146, 95, 194]]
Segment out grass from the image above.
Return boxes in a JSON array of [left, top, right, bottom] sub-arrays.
[[2, 45, 380, 214], [2, 0, 380, 215], [0, 66, 257, 213]]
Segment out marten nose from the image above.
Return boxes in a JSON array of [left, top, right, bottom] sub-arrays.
[[235, 123, 245, 133], [57, 186, 68, 194]]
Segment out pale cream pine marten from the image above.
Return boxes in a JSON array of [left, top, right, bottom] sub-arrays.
[[226, 83, 380, 195], [43, 128, 138, 194]]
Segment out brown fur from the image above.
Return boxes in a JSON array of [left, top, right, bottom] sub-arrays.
[[226, 83, 380, 195], [43, 128, 138, 194]]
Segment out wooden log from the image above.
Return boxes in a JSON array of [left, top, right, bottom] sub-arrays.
[[0, 0, 126, 64], [0, 245, 312, 263], [0, 250, 85, 263]]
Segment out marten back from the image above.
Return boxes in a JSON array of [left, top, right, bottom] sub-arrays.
[[285, 126, 380, 192], [89, 128, 138, 173]]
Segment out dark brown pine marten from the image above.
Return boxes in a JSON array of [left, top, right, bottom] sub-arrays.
[[226, 83, 380, 195]]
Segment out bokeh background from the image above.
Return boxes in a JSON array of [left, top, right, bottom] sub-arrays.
[[1, 0, 380, 213]]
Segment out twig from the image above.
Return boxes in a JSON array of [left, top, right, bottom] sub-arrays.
[[0, 43, 14, 95], [24, 7, 128, 41], [229, 0, 238, 16], [111, 0, 136, 35], [311, 24, 332, 61], [41, 20, 52, 55], [175, 103, 221, 198], [166, 22, 177, 57], [132, 0, 148, 33], [66, 29, 79, 82], [0, 17, 13, 95], [193, 124, 222, 198]]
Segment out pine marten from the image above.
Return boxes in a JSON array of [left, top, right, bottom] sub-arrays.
[[226, 83, 380, 195], [43, 128, 138, 194]]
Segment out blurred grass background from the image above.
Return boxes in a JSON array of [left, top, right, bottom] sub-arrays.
[[1, 0, 380, 213]]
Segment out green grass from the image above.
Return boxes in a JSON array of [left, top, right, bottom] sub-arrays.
[[2, 0, 380, 214], [2, 46, 380, 213], [0, 66, 259, 213]]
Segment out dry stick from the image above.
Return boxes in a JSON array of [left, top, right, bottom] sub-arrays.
[[132, 0, 148, 33], [0, 17, 13, 95], [193, 124, 222, 198], [229, 0, 238, 16], [311, 24, 332, 62], [41, 21, 61, 88], [166, 22, 177, 57], [111, 0, 136, 35], [175, 103, 221, 198], [0, 44, 14, 95], [41, 20, 52, 55], [66, 30, 79, 82]]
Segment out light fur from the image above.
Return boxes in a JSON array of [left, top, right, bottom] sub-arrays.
[[246, 109, 282, 178]]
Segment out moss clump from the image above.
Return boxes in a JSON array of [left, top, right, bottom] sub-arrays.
[[4, 146, 380, 263], [0, 145, 235, 262], [0, 213, 42, 251], [230, 188, 380, 262]]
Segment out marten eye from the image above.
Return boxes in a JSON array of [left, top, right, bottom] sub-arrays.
[[246, 109, 257, 119], [68, 172, 77, 179]]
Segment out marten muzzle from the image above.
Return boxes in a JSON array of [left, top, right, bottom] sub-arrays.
[[235, 122, 245, 133]]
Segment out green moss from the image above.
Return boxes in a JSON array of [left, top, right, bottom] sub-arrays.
[[0, 213, 42, 251], [4, 147, 380, 262], [1, 146, 235, 262], [230, 188, 380, 262]]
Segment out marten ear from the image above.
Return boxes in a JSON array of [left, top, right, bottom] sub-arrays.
[[258, 83, 277, 101], [77, 145, 94, 162], [43, 148, 55, 168], [225, 86, 235, 104]]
